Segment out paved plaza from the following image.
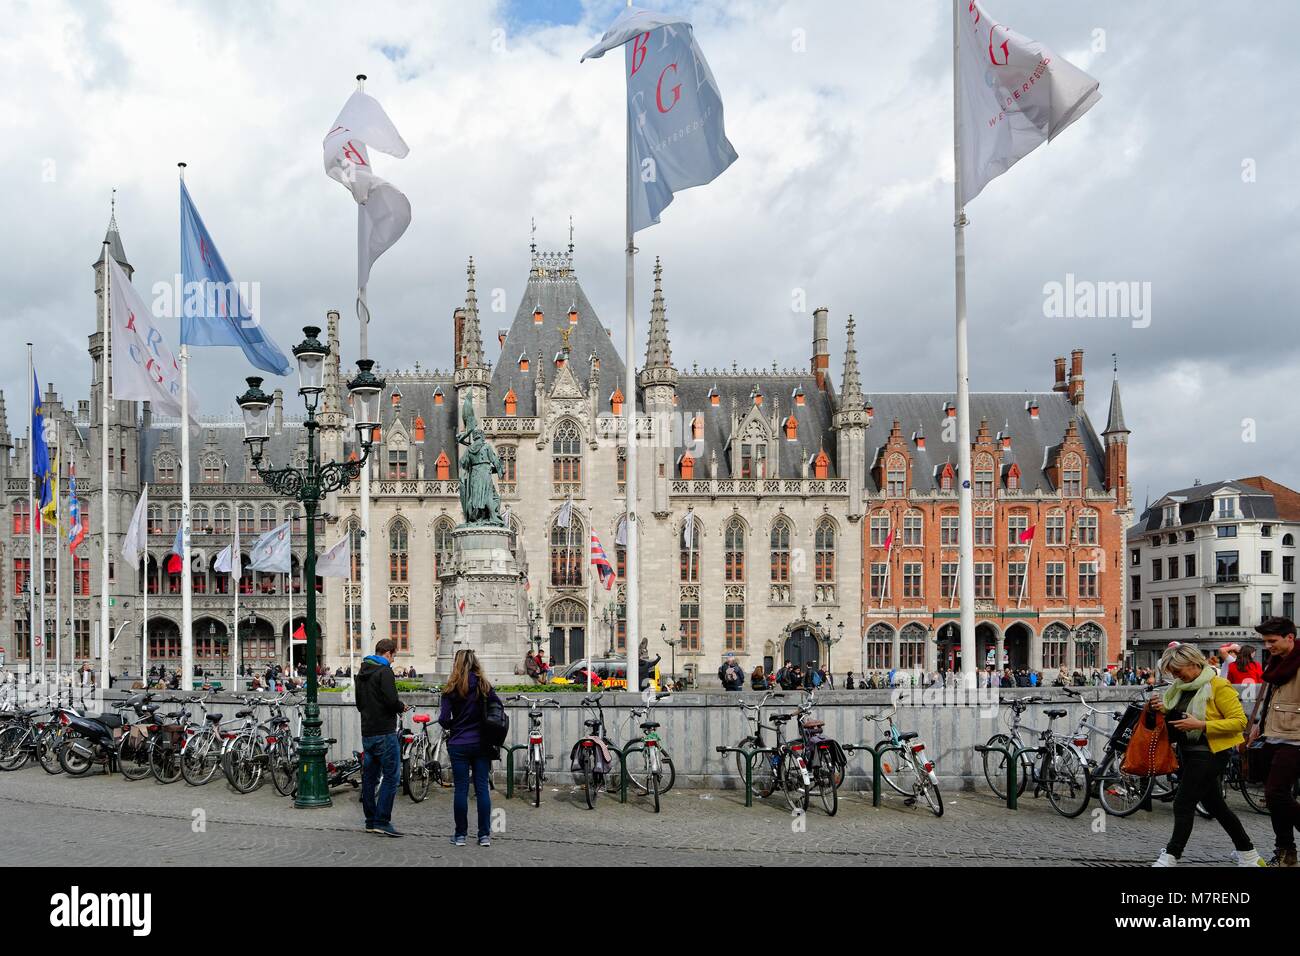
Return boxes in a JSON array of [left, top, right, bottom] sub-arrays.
[[0, 766, 1278, 867]]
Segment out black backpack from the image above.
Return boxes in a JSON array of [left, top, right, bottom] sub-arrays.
[[481, 693, 509, 748]]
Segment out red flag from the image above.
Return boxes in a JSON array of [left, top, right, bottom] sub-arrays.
[[882, 529, 894, 552], [292, 624, 307, 643], [1018, 525, 1036, 544]]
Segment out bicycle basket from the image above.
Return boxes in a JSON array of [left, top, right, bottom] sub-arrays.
[[158, 724, 185, 751], [812, 736, 847, 769], [569, 738, 612, 774]]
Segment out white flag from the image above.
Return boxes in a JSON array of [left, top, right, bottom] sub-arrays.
[[556, 496, 573, 529], [214, 530, 241, 580], [682, 510, 696, 546], [316, 535, 351, 579], [615, 516, 628, 547], [957, 1, 1100, 206], [107, 258, 200, 430], [248, 521, 292, 573], [324, 90, 412, 288], [121, 485, 149, 565]]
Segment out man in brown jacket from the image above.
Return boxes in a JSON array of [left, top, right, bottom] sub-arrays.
[[1251, 617, 1300, 867]]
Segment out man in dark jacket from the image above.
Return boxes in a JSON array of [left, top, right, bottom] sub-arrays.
[[355, 638, 406, 837], [717, 654, 745, 691]]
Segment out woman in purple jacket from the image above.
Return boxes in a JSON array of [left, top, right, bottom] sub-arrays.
[[439, 649, 502, 847]]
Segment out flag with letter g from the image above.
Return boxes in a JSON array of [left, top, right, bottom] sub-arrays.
[[957, 0, 1100, 205], [582, 6, 738, 232]]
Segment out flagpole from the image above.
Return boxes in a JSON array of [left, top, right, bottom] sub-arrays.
[[26, 344, 34, 682], [52, 424, 60, 689], [142, 550, 148, 686], [99, 244, 111, 696], [287, 519, 294, 675], [622, 22, 641, 702], [231, 529, 239, 692], [1017, 535, 1032, 608], [952, 0, 976, 686], [354, 73, 375, 675], [586, 506, 594, 696]]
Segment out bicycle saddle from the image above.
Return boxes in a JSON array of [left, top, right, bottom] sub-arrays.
[[235, 710, 253, 718], [205, 713, 223, 722], [897, 731, 919, 742], [584, 719, 602, 730], [1044, 709, 1067, 719], [412, 713, 431, 724], [268, 716, 290, 726], [770, 714, 795, 723], [639, 721, 660, 731]]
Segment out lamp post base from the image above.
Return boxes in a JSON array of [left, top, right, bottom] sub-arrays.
[[294, 701, 332, 809]]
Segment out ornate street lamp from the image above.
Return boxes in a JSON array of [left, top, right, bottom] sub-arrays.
[[236, 326, 383, 809]]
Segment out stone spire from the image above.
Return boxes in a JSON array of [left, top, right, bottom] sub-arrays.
[[95, 188, 132, 277], [1103, 358, 1129, 435], [319, 309, 345, 429], [456, 257, 486, 370], [644, 257, 672, 370], [839, 314, 864, 411]]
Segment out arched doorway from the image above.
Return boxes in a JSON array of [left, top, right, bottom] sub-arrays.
[[1004, 622, 1031, 670], [193, 616, 230, 678], [783, 626, 821, 669], [548, 598, 586, 665], [146, 618, 181, 671], [283, 616, 319, 668], [976, 622, 999, 670], [936, 623, 961, 673], [238, 616, 277, 676]]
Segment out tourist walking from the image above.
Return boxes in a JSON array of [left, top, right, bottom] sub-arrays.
[[1150, 643, 1264, 867], [355, 638, 406, 838], [1250, 617, 1300, 867], [439, 649, 501, 847]]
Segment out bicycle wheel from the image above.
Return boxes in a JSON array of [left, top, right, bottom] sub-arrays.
[[271, 740, 298, 797], [531, 744, 544, 807], [181, 734, 222, 786], [1240, 774, 1269, 815], [117, 733, 152, 781], [734, 736, 760, 786], [877, 745, 913, 796], [780, 751, 807, 813], [656, 749, 676, 794], [918, 772, 944, 817], [226, 737, 265, 794], [981, 733, 1029, 799], [149, 737, 182, 784], [647, 749, 660, 813], [814, 760, 838, 816], [405, 737, 432, 803], [1044, 744, 1091, 818], [1096, 766, 1153, 817], [38, 731, 65, 775], [579, 746, 599, 809], [0, 726, 30, 770]]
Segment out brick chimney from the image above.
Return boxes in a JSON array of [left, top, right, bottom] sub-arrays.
[[811, 307, 829, 390], [1068, 348, 1085, 407], [1053, 356, 1068, 393]]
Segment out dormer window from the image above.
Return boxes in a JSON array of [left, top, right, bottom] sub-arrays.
[[940, 463, 955, 492], [1162, 504, 1177, 528], [680, 453, 695, 479], [568, 306, 579, 325], [433, 390, 444, 407], [434, 451, 450, 481], [709, 388, 720, 407], [887, 457, 906, 497], [610, 388, 624, 416], [533, 306, 543, 325], [784, 416, 798, 440], [518, 354, 529, 372], [504, 388, 518, 417], [793, 387, 805, 407], [813, 449, 830, 480], [740, 442, 766, 479], [1217, 497, 1237, 519], [413, 416, 426, 443]]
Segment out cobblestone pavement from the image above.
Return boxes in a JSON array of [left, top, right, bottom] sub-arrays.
[[0, 766, 1277, 866]]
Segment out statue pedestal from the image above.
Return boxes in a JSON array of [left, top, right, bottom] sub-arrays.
[[435, 525, 531, 685]]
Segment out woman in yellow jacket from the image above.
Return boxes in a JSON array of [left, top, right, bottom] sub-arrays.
[[1151, 643, 1265, 866]]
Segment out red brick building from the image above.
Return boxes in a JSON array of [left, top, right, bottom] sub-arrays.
[[858, 350, 1132, 674]]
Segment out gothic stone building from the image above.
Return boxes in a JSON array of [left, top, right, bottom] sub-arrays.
[[0, 220, 1131, 682]]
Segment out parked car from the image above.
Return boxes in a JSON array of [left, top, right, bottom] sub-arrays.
[[554, 659, 628, 689]]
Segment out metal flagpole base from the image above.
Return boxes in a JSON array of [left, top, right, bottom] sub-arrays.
[[294, 701, 332, 808]]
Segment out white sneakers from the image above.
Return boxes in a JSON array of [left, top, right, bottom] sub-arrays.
[[1233, 849, 1267, 867], [1152, 851, 1178, 867]]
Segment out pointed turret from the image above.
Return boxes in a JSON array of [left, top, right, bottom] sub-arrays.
[[644, 257, 672, 370], [1102, 357, 1131, 509], [94, 190, 132, 277], [833, 314, 869, 519], [1103, 369, 1129, 436], [455, 256, 491, 429], [838, 314, 865, 411]]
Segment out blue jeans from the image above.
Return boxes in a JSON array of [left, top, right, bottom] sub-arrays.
[[449, 744, 492, 839], [361, 733, 400, 828]]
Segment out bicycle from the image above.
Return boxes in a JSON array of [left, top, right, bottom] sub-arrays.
[[865, 704, 942, 816], [263, 695, 301, 797], [1060, 688, 1153, 817], [401, 702, 448, 803], [619, 691, 676, 812], [570, 693, 618, 809], [507, 694, 559, 807], [180, 697, 237, 786], [794, 691, 842, 816], [220, 697, 270, 794], [0, 703, 74, 774], [733, 691, 785, 796], [146, 697, 196, 785], [981, 696, 1090, 818]]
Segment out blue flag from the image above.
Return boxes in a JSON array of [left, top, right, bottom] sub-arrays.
[[179, 181, 291, 375], [31, 370, 52, 518], [583, 7, 738, 233]]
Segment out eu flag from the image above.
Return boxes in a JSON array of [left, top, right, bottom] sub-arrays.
[[179, 181, 291, 375]]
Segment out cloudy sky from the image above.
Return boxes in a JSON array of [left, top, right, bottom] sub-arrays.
[[3, 0, 1297, 506]]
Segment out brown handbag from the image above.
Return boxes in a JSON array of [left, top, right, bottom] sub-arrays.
[[1121, 701, 1180, 776]]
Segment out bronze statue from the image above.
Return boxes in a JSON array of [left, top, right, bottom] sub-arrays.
[[456, 396, 504, 526]]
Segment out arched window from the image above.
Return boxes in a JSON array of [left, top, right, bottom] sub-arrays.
[[815, 519, 835, 582], [348, 519, 363, 582], [725, 586, 746, 652], [259, 504, 276, 532], [192, 505, 209, 531], [433, 517, 454, 576], [725, 517, 745, 582], [770, 518, 791, 583], [886, 457, 906, 497], [552, 420, 581, 494], [1075, 622, 1103, 670], [1042, 622, 1069, 670], [680, 515, 700, 582], [167, 505, 181, 532], [389, 519, 409, 583], [147, 504, 163, 535], [899, 623, 927, 670], [865, 623, 893, 670], [550, 512, 584, 588], [1285, 533, 1296, 547], [213, 504, 231, 534], [547, 598, 587, 665], [237, 505, 254, 534], [12, 499, 30, 534]]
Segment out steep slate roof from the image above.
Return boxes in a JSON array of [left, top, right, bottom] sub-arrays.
[[359, 372, 461, 477], [675, 374, 837, 478], [488, 256, 627, 417], [859, 391, 1106, 494], [1134, 478, 1279, 532], [140, 422, 301, 485]]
